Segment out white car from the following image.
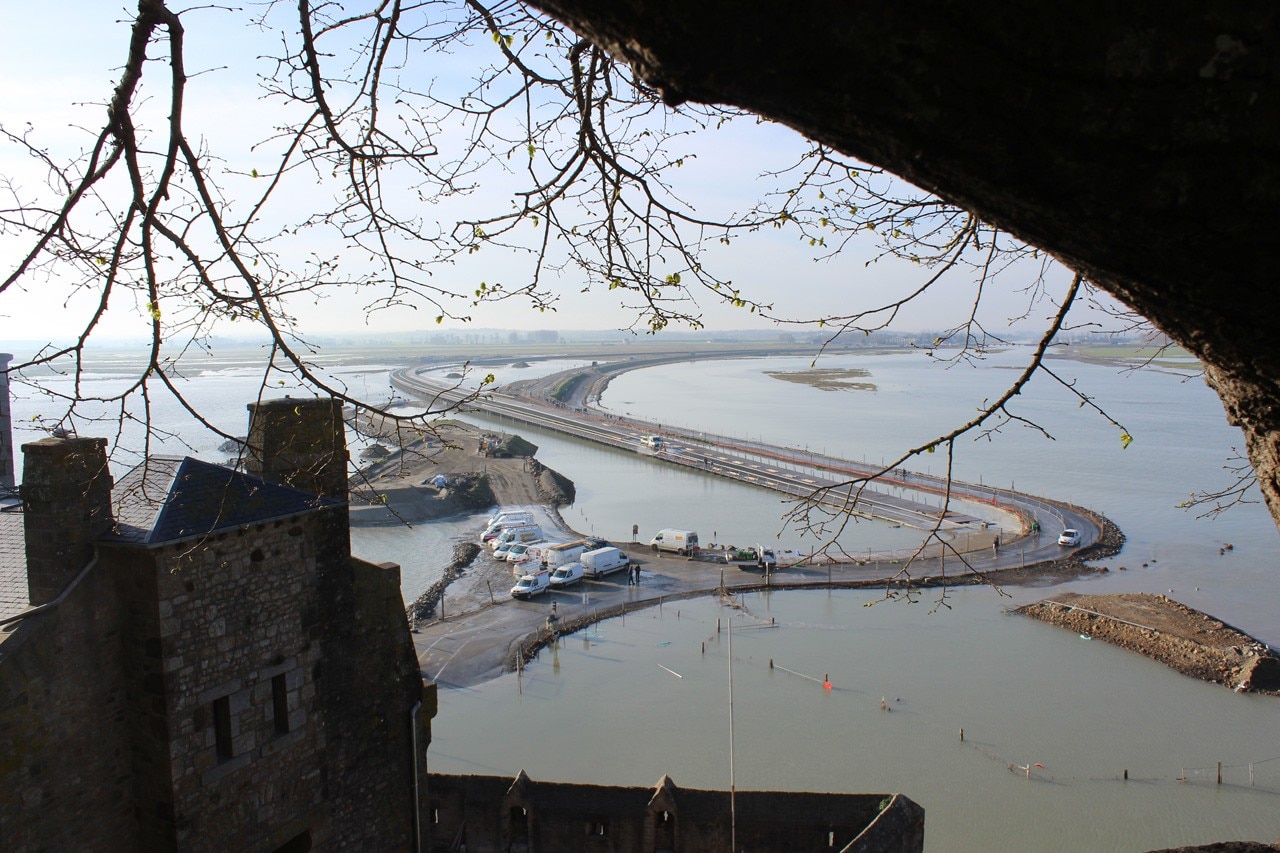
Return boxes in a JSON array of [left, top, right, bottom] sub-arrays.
[[1058, 529, 1081, 547]]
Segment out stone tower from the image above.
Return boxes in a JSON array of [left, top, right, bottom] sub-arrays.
[[243, 396, 348, 501], [21, 435, 113, 605]]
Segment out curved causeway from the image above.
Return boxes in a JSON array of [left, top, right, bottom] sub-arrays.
[[391, 355, 1122, 688]]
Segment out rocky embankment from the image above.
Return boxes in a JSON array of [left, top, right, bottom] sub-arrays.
[[406, 542, 482, 623], [1017, 592, 1280, 694]]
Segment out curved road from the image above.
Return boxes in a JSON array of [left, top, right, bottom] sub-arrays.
[[391, 364, 1101, 555], [389, 357, 1116, 687]]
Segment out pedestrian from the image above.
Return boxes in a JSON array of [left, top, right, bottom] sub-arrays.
[[626, 562, 634, 585], [633, 563, 641, 585]]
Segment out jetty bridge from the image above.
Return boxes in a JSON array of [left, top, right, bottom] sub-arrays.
[[390, 365, 1101, 560]]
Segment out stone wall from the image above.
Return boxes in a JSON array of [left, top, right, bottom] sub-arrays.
[[0, 565, 136, 852], [426, 772, 925, 853], [325, 556, 430, 850], [0, 353, 12, 490], [127, 515, 332, 851]]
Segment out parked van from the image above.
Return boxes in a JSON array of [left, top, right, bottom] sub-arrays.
[[580, 546, 629, 578], [548, 562, 585, 588], [503, 541, 545, 562], [510, 569, 551, 599], [487, 509, 534, 528], [650, 528, 699, 555], [489, 524, 542, 551], [542, 539, 588, 568], [481, 512, 535, 541], [494, 533, 540, 560]]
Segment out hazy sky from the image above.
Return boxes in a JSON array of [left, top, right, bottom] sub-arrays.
[[0, 1, 1106, 348]]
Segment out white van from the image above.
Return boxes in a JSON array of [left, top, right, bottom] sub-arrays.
[[481, 512, 536, 541], [580, 546, 629, 578], [650, 528, 699, 555], [503, 541, 545, 562], [548, 562, 585, 588], [489, 524, 542, 552], [542, 539, 588, 569], [493, 537, 538, 560], [510, 569, 551, 599], [487, 509, 535, 527]]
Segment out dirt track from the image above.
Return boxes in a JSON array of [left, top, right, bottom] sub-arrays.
[[349, 419, 571, 524], [1017, 592, 1280, 694]]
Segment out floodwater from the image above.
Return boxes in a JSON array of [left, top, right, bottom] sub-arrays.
[[8, 346, 1280, 850], [424, 348, 1280, 852]]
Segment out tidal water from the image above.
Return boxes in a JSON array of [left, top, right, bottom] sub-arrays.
[[8, 346, 1280, 850]]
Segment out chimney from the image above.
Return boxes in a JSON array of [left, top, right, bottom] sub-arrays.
[[0, 353, 13, 491], [22, 436, 114, 605], [244, 397, 349, 501]]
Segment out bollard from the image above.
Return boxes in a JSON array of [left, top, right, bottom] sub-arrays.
[[1123, 769, 1128, 780], [959, 728, 964, 742], [1217, 762, 1222, 785], [487, 581, 494, 605], [769, 658, 774, 669]]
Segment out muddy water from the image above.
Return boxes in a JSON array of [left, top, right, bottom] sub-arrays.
[[423, 350, 1280, 851], [429, 587, 1280, 852]]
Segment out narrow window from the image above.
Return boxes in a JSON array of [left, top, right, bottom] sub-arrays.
[[272, 674, 290, 734], [213, 695, 233, 760]]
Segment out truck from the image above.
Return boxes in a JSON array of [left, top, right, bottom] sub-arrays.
[[579, 546, 630, 578], [649, 528, 699, 556], [728, 545, 778, 571], [510, 569, 551, 599]]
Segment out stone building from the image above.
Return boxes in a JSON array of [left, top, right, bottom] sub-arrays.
[[428, 771, 925, 852], [0, 397, 433, 851]]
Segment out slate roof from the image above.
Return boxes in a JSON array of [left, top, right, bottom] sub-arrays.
[[0, 456, 339, 621], [107, 456, 340, 545]]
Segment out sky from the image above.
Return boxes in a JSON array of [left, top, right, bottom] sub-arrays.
[[0, 1, 1114, 350]]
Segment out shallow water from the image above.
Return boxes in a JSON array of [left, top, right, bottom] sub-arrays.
[[429, 589, 1280, 852], [10, 346, 1280, 850]]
